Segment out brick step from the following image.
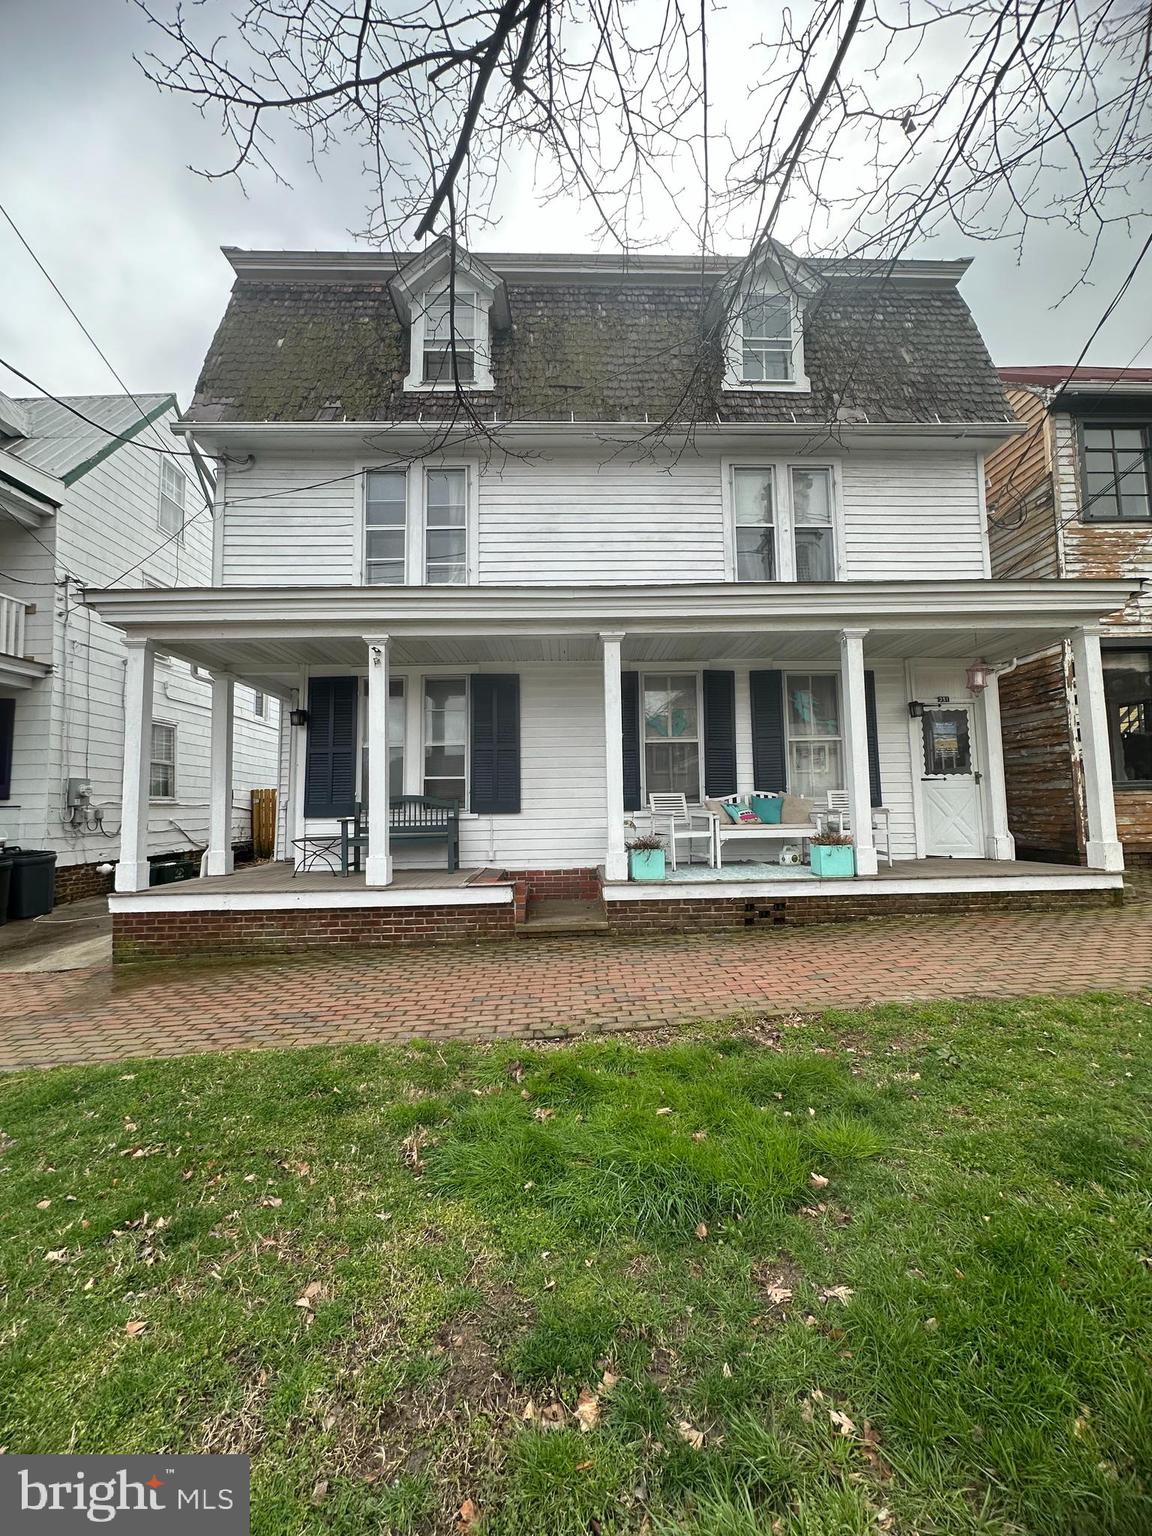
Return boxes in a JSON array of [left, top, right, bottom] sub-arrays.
[[518, 898, 609, 937]]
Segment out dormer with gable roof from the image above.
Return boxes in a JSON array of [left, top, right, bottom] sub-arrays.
[[388, 238, 510, 393]]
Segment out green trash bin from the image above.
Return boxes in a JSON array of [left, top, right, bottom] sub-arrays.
[[6, 848, 57, 920], [0, 855, 12, 926]]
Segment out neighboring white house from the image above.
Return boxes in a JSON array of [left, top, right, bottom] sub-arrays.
[[87, 241, 1137, 957], [0, 389, 280, 902]]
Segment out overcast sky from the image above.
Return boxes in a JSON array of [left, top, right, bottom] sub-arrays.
[[2, 0, 1149, 411]]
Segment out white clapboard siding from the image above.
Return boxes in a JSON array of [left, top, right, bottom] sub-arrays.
[[871, 660, 917, 859], [221, 456, 359, 585], [478, 459, 727, 584], [840, 452, 989, 579]]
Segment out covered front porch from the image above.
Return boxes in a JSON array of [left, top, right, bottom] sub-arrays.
[[87, 579, 1134, 952]]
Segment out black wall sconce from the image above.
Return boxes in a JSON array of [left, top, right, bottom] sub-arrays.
[[289, 707, 310, 727], [907, 700, 926, 718]]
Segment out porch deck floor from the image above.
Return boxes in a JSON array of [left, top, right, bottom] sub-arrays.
[[116, 863, 508, 898], [665, 857, 1095, 883]]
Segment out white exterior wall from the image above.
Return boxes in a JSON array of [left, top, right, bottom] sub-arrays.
[[0, 408, 280, 870], [217, 445, 990, 586]]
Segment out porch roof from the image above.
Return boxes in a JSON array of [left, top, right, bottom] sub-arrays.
[[84, 578, 1138, 694]]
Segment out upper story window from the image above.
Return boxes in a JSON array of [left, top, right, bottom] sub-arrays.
[[406, 287, 492, 392], [727, 463, 837, 582], [158, 459, 186, 538], [724, 287, 809, 393], [364, 465, 472, 585], [1081, 423, 1151, 521]]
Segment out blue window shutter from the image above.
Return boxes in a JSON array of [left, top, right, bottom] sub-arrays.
[[750, 670, 787, 790], [621, 670, 642, 811], [0, 697, 13, 801], [304, 676, 358, 818], [702, 670, 737, 796], [471, 674, 521, 813], [864, 670, 883, 808]]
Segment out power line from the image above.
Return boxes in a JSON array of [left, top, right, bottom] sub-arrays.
[[0, 357, 197, 460]]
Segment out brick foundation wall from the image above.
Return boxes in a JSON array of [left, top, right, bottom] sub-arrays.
[[607, 885, 1121, 934], [55, 862, 115, 905], [113, 901, 516, 960], [505, 868, 602, 902]]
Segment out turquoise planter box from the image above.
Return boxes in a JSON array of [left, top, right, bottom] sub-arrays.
[[629, 848, 666, 882], [810, 844, 855, 879]]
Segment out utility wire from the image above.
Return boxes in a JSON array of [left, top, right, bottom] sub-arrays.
[[0, 356, 198, 460]]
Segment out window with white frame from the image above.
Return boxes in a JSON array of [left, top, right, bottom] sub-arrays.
[[364, 470, 408, 585], [732, 468, 776, 580], [158, 459, 186, 537], [252, 690, 266, 718], [425, 469, 468, 583], [791, 468, 835, 580], [360, 676, 406, 803], [149, 721, 176, 799], [424, 677, 467, 803], [643, 674, 701, 801], [741, 293, 793, 383], [785, 674, 842, 799], [422, 289, 479, 385]]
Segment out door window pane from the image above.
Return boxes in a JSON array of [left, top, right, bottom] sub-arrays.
[[360, 677, 406, 805], [733, 469, 775, 580], [922, 709, 972, 776], [643, 674, 700, 800], [785, 674, 842, 798], [1102, 650, 1152, 783], [365, 471, 407, 583], [424, 678, 467, 803]]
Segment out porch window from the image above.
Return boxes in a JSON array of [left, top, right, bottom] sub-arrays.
[[424, 677, 467, 804], [643, 674, 700, 801], [426, 469, 467, 583], [150, 721, 176, 799], [365, 470, 407, 584], [1102, 649, 1152, 784], [733, 468, 776, 580], [360, 677, 406, 803], [785, 673, 842, 799], [792, 468, 835, 580], [1081, 424, 1151, 522]]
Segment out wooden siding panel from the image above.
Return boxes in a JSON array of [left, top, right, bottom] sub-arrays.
[[221, 455, 359, 585], [840, 452, 989, 578], [998, 647, 1081, 858], [985, 385, 1057, 580]]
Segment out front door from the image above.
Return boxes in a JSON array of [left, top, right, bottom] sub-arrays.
[[920, 704, 985, 858]]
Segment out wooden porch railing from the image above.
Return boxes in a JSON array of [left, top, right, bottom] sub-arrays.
[[0, 591, 27, 658], [250, 788, 277, 859]]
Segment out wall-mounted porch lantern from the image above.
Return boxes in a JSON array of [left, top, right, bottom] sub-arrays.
[[907, 700, 925, 718], [289, 707, 309, 727], [964, 658, 992, 694]]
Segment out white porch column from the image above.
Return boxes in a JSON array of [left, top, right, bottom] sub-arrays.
[[115, 638, 154, 892], [1070, 626, 1124, 872], [839, 627, 877, 877], [204, 672, 236, 876], [364, 635, 393, 886], [601, 631, 628, 882], [976, 671, 1015, 860]]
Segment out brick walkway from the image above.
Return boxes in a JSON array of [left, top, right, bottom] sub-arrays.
[[2, 883, 1151, 1070]]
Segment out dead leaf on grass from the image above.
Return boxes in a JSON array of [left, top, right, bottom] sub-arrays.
[[310, 1480, 328, 1506], [829, 1408, 856, 1437], [44, 1249, 67, 1263], [691, 1130, 708, 1142], [809, 1172, 830, 1190], [456, 1499, 481, 1532], [598, 1369, 619, 1394], [259, 1196, 283, 1208], [574, 1389, 600, 1432], [124, 1320, 148, 1337], [821, 1285, 855, 1304], [694, 1222, 708, 1241], [677, 1420, 705, 1450], [295, 1282, 323, 1310], [532, 1107, 556, 1122], [537, 1402, 568, 1431], [764, 1285, 792, 1307], [656, 1107, 674, 1116]]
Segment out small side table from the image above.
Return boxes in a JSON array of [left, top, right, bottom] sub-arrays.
[[291, 834, 343, 875]]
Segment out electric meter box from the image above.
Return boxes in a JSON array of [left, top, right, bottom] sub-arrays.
[[66, 778, 93, 807]]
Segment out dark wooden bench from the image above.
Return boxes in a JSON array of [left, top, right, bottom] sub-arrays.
[[339, 797, 460, 874]]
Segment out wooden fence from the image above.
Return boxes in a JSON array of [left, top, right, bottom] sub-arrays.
[[251, 788, 278, 860]]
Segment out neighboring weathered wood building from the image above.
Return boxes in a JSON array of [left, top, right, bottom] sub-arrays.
[[987, 366, 1152, 864]]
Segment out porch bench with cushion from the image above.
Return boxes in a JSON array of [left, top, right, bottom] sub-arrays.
[[340, 796, 461, 874], [704, 793, 819, 869]]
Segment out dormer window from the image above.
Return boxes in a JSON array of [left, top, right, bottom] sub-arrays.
[[723, 277, 811, 393], [422, 290, 479, 385]]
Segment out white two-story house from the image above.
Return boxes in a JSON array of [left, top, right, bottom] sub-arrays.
[[0, 389, 280, 903], [87, 241, 1136, 959]]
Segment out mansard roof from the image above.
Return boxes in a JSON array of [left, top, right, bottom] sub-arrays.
[[187, 246, 1014, 428]]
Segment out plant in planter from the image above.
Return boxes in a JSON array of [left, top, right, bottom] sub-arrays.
[[808, 829, 855, 878], [625, 832, 666, 882]]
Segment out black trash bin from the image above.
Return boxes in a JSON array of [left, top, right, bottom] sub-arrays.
[[0, 855, 12, 926], [6, 848, 57, 921]]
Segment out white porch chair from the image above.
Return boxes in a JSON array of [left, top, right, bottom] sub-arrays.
[[817, 790, 894, 867], [647, 793, 716, 870]]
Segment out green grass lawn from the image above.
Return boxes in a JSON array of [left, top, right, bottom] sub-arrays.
[[2, 995, 1150, 1535]]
